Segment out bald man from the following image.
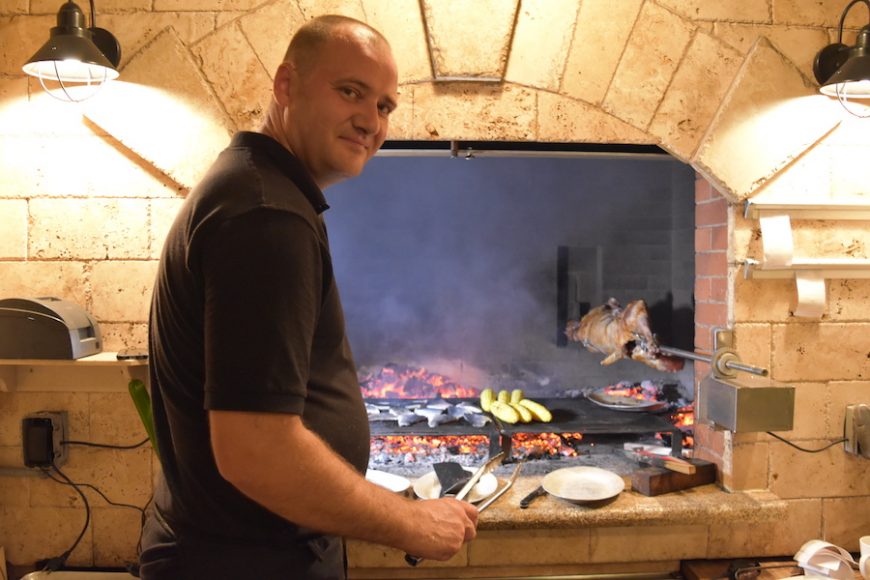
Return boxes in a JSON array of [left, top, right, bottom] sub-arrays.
[[141, 15, 477, 579]]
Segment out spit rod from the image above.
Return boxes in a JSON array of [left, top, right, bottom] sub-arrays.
[[658, 345, 768, 377]]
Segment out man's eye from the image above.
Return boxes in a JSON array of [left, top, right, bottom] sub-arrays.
[[378, 104, 393, 117], [340, 87, 359, 99]]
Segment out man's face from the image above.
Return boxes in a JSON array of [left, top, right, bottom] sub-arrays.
[[282, 27, 399, 189]]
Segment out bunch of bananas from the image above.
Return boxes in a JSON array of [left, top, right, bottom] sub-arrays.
[[479, 388, 552, 424]]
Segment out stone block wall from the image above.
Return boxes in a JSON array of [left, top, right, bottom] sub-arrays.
[[0, 0, 868, 570]]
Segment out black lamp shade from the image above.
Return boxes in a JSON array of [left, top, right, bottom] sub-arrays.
[[22, 1, 119, 83], [820, 25, 870, 97]]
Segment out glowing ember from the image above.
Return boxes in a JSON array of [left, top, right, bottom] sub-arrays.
[[602, 381, 659, 402], [671, 405, 694, 429], [360, 363, 478, 399], [371, 434, 489, 461], [657, 405, 695, 448], [511, 432, 584, 459]]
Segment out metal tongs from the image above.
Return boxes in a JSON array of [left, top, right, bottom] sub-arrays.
[[405, 452, 507, 567]]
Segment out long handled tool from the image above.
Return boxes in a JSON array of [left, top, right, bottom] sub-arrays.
[[405, 452, 505, 567]]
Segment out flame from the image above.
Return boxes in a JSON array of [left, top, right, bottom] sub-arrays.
[[656, 405, 695, 449], [602, 382, 659, 402], [511, 432, 584, 459], [671, 405, 694, 429], [360, 364, 478, 399]]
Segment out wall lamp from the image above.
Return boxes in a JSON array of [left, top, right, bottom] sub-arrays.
[[813, 0, 870, 117], [22, 0, 121, 102]]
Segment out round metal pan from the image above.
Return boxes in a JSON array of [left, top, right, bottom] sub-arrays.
[[586, 389, 667, 412], [541, 466, 625, 504]]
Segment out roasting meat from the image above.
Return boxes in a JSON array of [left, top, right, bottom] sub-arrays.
[[565, 298, 684, 373]]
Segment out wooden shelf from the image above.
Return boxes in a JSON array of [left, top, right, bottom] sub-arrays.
[[0, 352, 148, 392]]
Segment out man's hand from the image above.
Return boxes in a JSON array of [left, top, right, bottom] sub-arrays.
[[400, 498, 479, 561], [210, 411, 480, 558]]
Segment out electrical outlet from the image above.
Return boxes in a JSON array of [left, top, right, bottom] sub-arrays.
[[844, 404, 870, 458], [21, 411, 68, 468]]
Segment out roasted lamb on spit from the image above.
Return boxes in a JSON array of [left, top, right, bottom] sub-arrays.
[[565, 298, 684, 372]]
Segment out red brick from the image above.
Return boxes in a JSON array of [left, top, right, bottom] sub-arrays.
[[710, 278, 728, 302], [696, 197, 727, 227], [695, 227, 712, 252], [695, 277, 713, 301], [695, 326, 714, 352], [695, 175, 714, 202], [696, 251, 727, 277], [696, 302, 727, 327], [710, 224, 728, 250], [693, 423, 725, 461]]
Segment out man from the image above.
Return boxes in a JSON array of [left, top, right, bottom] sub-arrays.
[[140, 15, 478, 579]]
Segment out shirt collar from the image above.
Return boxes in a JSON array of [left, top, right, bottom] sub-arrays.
[[229, 131, 330, 214]]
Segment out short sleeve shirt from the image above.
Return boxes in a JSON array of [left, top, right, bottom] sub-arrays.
[[148, 131, 369, 544]]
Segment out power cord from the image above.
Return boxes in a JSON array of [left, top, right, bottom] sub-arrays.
[[37, 463, 90, 572], [61, 438, 149, 450], [767, 431, 848, 453], [37, 462, 150, 572]]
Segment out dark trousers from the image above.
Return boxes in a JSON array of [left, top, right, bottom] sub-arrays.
[[139, 510, 346, 580]]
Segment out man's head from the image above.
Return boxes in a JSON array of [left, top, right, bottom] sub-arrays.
[[262, 15, 399, 189]]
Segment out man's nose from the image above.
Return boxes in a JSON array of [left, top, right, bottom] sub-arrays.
[[353, 102, 381, 135]]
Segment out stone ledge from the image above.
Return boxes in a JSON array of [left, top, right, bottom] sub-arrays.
[[475, 474, 785, 530], [347, 475, 788, 575]]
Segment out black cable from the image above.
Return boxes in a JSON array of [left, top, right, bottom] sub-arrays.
[[40, 466, 150, 568], [62, 438, 149, 450], [38, 463, 91, 572], [767, 431, 848, 453], [137, 494, 154, 557], [41, 469, 146, 513]]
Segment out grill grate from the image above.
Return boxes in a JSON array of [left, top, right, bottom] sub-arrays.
[[366, 397, 684, 459]]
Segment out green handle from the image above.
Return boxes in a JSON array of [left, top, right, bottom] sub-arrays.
[[128, 378, 159, 459]]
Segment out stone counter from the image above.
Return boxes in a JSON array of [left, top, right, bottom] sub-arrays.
[[477, 472, 785, 530], [348, 474, 793, 579]]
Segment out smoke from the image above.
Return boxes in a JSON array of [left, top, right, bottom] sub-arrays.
[[325, 154, 695, 390]]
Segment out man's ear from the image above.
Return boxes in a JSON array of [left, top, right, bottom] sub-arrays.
[[273, 62, 294, 107]]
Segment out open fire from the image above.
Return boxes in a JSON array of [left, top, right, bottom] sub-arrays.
[[362, 364, 693, 467]]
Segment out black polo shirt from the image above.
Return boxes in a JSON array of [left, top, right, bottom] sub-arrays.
[[148, 131, 369, 545]]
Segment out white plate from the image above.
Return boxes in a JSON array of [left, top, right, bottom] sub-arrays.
[[542, 466, 625, 503], [366, 469, 411, 494], [413, 468, 499, 503], [587, 389, 667, 412]]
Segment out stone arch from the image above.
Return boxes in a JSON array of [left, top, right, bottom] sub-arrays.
[[87, 0, 848, 204]]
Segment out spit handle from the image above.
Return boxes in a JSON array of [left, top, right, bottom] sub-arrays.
[[658, 346, 768, 377]]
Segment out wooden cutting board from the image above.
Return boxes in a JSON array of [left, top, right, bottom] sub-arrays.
[[631, 459, 717, 496]]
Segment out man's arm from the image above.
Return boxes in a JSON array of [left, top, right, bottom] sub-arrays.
[[209, 410, 478, 560]]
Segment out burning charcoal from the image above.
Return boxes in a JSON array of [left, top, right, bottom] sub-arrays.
[[428, 413, 459, 428], [467, 414, 492, 428], [455, 402, 482, 414], [413, 407, 444, 419], [397, 413, 425, 427], [426, 400, 453, 410]]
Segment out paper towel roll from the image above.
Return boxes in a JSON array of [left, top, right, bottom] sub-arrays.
[[760, 214, 793, 267], [794, 273, 826, 318]]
